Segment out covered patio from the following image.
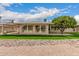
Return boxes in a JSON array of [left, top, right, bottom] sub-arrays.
[[0, 23, 51, 35]]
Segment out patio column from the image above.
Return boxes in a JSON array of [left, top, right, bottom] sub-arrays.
[[33, 25, 35, 33], [49, 24, 51, 33], [27, 24, 28, 32], [50, 25, 51, 31], [39, 25, 41, 33], [19, 25, 23, 34], [46, 25, 49, 34], [1, 24, 4, 34], [15, 26, 18, 33], [16, 26, 19, 34]]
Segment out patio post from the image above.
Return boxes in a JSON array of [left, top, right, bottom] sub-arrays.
[[27, 24, 28, 32], [39, 25, 41, 33], [33, 25, 35, 33], [46, 25, 49, 34], [1, 24, 4, 34], [19, 25, 23, 34]]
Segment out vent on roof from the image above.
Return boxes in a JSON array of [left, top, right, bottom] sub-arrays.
[[0, 16, 1, 19], [11, 20, 14, 23], [0, 16, 2, 23], [44, 19, 47, 22]]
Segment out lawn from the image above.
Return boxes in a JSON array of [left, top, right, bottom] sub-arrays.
[[0, 32, 79, 40]]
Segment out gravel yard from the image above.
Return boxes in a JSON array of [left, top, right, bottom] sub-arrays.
[[0, 40, 79, 56]]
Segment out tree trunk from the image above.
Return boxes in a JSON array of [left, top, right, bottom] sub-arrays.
[[60, 28, 64, 34], [60, 30, 63, 34]]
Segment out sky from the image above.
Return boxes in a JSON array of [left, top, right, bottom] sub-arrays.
[[0, 3, 79, 24]]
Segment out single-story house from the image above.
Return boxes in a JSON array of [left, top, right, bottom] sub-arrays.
[[0, 22, 78, 35]]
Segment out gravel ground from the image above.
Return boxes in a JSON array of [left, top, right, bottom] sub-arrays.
[[0, 40, 79, 56]]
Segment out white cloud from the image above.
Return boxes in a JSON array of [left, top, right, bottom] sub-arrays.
[[0, 5, 6, 13], [0, 3, 12, 7], [28, 7, 59, 19], [0, 3, 13, 13], [59, 5, 76, 15], [74, 15, 79, 25], [0, 4, 79, 23], [32, 7, 49, 13], [27, 7, 60, 22], [14, 3, 23, 7], [28, 8, 59, 22], [0, 5, 60, 23]]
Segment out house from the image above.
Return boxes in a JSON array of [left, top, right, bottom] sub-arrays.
[[0, 22, 78, 35]]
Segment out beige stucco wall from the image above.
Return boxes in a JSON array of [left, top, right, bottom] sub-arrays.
[[75, 26, 79, 32], [64, 28, 74, 32]]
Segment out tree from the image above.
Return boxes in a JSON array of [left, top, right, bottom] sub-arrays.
[[52, 16, 77, 34]]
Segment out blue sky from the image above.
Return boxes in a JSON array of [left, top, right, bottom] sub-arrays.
[[0, 3, 79, 23], [6, 3, 79, 15]]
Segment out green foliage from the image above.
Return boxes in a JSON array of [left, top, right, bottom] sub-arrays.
[[52, 16, 77, 34]]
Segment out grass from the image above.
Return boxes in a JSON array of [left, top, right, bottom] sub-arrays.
[[0, 32, 79, 40]]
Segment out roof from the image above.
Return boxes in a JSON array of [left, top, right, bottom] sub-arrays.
[[0, 22, 54, 25]]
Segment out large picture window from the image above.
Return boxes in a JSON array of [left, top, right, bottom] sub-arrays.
[[41, 25, 46, 32], [35, 25, 40, 32], [22, 25, 27, 32], [28, 25, 33, 32]]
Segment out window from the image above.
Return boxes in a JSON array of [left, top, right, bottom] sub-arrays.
[[35, 25, 40, 32], [41, 25, 46, 32], [22, 25, 27, 32], [28, 25, 33, 32]]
